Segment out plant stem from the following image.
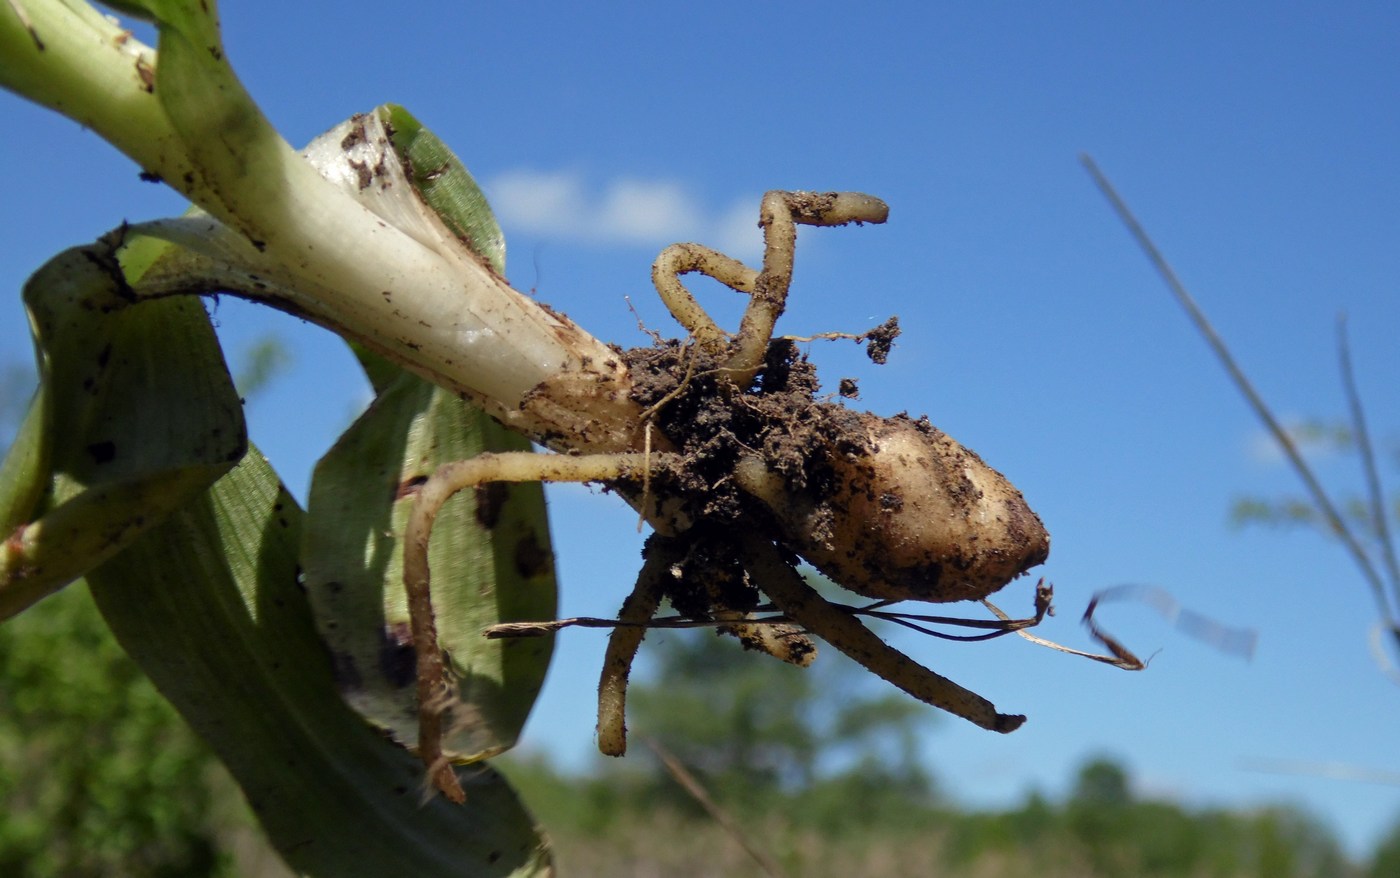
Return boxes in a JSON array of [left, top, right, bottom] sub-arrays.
[[4, 2, 650, 453]]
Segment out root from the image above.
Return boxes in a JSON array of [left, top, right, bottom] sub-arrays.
[[404, 450, 679, 797], [651, 244, 756, 352], [596, 538, 677, 756], [743, 533, 1026, 733], [725, 192, 890, 384], [650, 191, 889, 388]]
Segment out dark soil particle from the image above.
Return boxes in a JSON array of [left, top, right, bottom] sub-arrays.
[[621, 338, 867, 531], [862, 316, 901, 364], [619, 336, 872, 623]]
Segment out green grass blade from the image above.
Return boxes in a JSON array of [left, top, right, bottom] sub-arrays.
[[0, 387, 49, 535]]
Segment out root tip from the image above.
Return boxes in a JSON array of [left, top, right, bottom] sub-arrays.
[[995, 713, 1027, 733]]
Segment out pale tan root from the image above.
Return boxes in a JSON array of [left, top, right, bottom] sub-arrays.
[[596, 540, 677, 757], [403, 450, 678, 799], [714, 612, 817, 667], [726, 192, 890, 384], [741, 533, 1025, 733], [651, 243, 756, 352], [650, 191, 889, 388]]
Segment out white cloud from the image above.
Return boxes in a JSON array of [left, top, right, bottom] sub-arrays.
[[486, 169, 587, 236], [595, 179, 703, 243], [711, 199, 764, 259], [486, 169, 761, 259]]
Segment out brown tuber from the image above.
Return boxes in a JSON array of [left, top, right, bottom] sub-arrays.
[[735, 411, 1049, 604]]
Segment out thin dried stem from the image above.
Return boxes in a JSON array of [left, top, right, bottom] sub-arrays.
[[642, 735, 792, 878], [1367, 622, 1400, 686], [484, 591, 1050, 641], [985, 593, 1145, 670], [993, 583, 1257, 669], [1338, 317, 1400, 613], [860, 583, 1051, 642], [1082, 153, 1396, 625]]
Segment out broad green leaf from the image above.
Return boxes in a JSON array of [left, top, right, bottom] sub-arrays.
[[348, 341, 403, 397], [303, 372, 556, 763], [4, 0, 557, 868], [0, 242, 245, 618], [87, 446, 553, 877], [145, 0, 297, 245], [7, 3, 591, 415]]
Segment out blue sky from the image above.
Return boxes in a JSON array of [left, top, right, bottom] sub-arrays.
[[3, 0, 1400, 859]]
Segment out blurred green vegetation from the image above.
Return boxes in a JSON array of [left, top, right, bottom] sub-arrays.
[[1, 570, 1395, 876], [0, 582, 290, 878], [501, 750, 1361, 877], [498, 627, 1370, 878], [1230, 419, 1400, 537], [232, 336, 293, 400]]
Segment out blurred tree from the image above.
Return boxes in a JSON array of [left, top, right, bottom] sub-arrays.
[[1368, 811, 1400, 878], [1247, 805, 1352, 878], [1071, 756, 1132, 807], [1066, 757, 1136, 876], [0, 583, 236, 877], [625, 585, 940, 826], [233, 335, 293, 399]]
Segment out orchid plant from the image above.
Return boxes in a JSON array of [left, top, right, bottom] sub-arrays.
[[0, 2, 1066, 875]]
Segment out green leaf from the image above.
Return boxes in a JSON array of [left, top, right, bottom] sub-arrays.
[[0, 387, 48, 536], [303, 370, 556, 763], [0, 1, 193, 199], [377, 103, 506, 274], [87, 445, 553, 877], [0, 241, 245, 618]]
